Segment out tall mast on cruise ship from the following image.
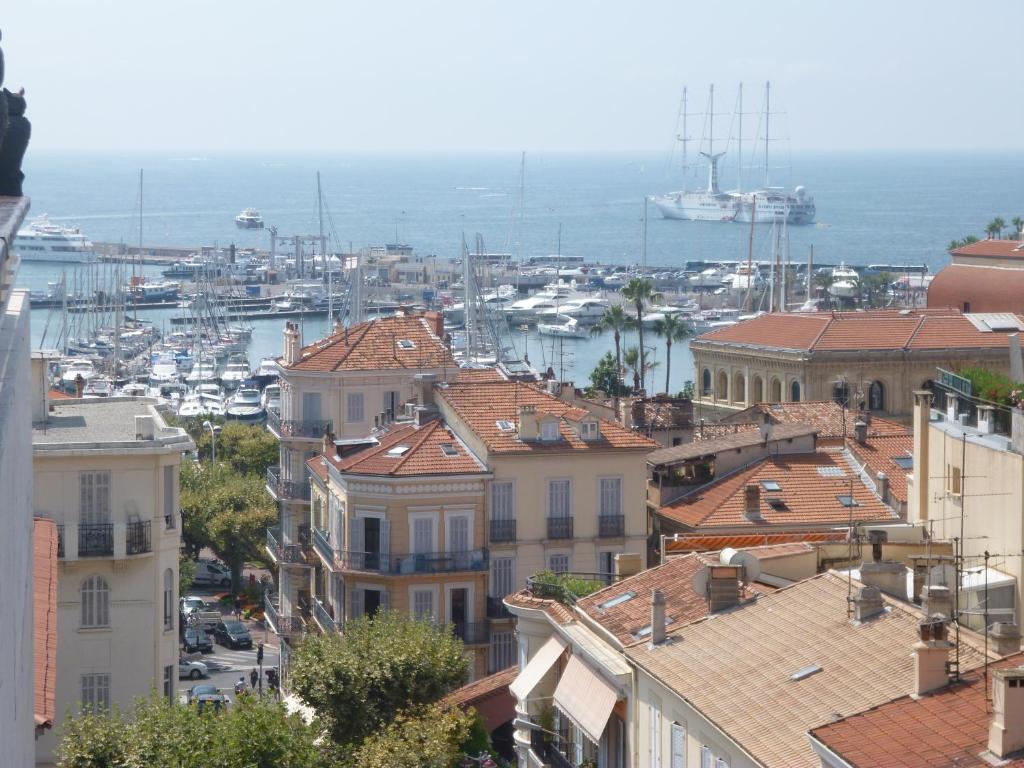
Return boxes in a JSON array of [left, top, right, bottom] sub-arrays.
[[678, 87, 688, 192], [737, 82, 743, 193], [701, 84, 726, 194], [764, 81, 771, 187]]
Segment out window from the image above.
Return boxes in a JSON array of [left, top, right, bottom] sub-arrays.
[[790, 380, 801, 403], [81, 673, 110, 714], [837, 495, 859, 507], [495, 420, 515, 431], [302, 391, 322, 421], [893, 455, 914, 470], [548, 479, 571, 518], [598, 551, 617, 578], [540, 420, 560, 441], [599, 477, 622, 517], [491, 631, 515, 671], [163, 465, 176, 529], [384, 390, 401, 420], [580, 420, 599, 440], [832, 382, 850, 408], [761, 480, 781, 492], [701, 368, 712, 395], [491, 481, 514, 520], [549, 553, 570, 573], [346, 391, 364, 423], [412, 588, 435, 621], [950, 465, 962, 495], [163, 569, 174, 630], [701, 747, 713, 768], [671, 723, 686, 768], [81, 575, 110, 628], [163, 665, 173, 701], [649, 699, 662, 768], [397, 339, 416, 350], [869, 381, 885, 411], [412, 516, 435, 554], [440, 443, 458, 457], [447, 514, 470, 555], [79, 471, 111, 524], [491, 557, 514, 598], [599, 591, 636, 610], [386, 445, 410, 457]]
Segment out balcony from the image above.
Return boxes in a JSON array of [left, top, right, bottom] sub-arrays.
[[489, 518, 517, 544], [597, 514, 625, 538], [546, 516, 574, 540], [266, 467, 312, 502], [267, 411, 333, 440], [126, 520, 152, 555], [449, 622, 489, 645], [487, 596, 513, 620], [312, 527, 335, 566], [336, 548, 489, 575], [78, 524, 114, 557], [266, 527, 307, 565], [313, 598, 340, 634], [264, 593, 304, 637]]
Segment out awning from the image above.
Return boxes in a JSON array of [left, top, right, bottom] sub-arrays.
[[510, 635, 567, 700], [553, 654, 618, 745]]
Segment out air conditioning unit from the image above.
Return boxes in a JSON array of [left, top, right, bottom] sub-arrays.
[[404, 401, 417, 418]]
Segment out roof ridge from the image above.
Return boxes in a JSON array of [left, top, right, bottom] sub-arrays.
[[390, 419, 442, 472], [329, 321, 374, 370], [808, 313, 834, 351], [903, 313, 928, 350]]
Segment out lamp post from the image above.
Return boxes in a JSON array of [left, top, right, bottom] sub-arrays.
[[202, 420, 221, 463]]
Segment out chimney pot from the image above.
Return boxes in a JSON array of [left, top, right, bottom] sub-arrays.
[[74, 373, 85, 398], [921, 585, 953, 620], [650, 589, 667, 645], [913, 618, 952, 697], [744, 484, 761, 520], [991, 623, 1023, 656], [852, 585, 885, 622], [989, 667, 1024, 758], [707, 565, 742, 613], [854, 420, 868, 444], [875, 472, 890, 503], [860, 560, 907, 600]]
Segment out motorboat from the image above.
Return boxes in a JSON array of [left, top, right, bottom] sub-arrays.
[[828, 263, 860, 299], [14, 214, 96, 262], [147, 382, 187, 409], [82, 378, 114, 398], [537, 314, 589, 339], [149, 353, 180, 385], [185, 359, 219, 385], [60, 358, 98, 391], [220, 355, 251, 389], [235, 208, 264, 229], [535, 296, 610, 324], [261, 384, 281, 412], [177, 393, 220, 419], [224, 387, 266, 424], [688, 267, 731, 290], [504, 282, 589, 324]]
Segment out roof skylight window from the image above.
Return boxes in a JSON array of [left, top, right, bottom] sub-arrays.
[[790, 664, 822, 681], [386, 445, 411, 457], [836, 495, 859, 507], [634, 616, 674, 638], [817, 466, 845, 478], [892, 455, 914, 470], [597, 591, 637, 610], [495, 420, 515, 431], [760, 480, 782, 492], [397, 339, 416, 349], [440, 443, 458, 457]]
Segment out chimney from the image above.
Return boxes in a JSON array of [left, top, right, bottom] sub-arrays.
[[913, 617, 952, 697], [631, 398, 646, 429], [707, 564, 741, 613], [854, 419, 868, 444], [321, 427, 336, 459], [991, 623, 1023, 656], [912, 390, 933, 522], [74, 373, 85, 398], [758, 412, 773, 442], [1011, 333, 1024, 382], [989, 667, 1024, 758], [875, 471, 889, 503], [423, 310, 444, 339], [518, 404, 539, 441], [860, 560, 907, 600], [743, 484, 761, 520], [921, 585, 953, 620], [283, 322, 301, 366], [650, 590, 667, 645], [852, 585, 885, 621], [614, 552, 643, 579]]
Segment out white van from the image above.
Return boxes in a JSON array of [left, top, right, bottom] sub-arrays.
[[193, 560, 231, 587]]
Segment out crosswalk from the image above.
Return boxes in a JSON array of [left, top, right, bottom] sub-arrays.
[[202, 644, 281, 673]]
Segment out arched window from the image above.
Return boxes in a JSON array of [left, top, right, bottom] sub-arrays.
[[770, 378, 783, 403], [733, 373, 746, 404], [163, 568, 174, 630], [81, 575, 110, 628], [716, 370, 729, 401], [701, 368, 712, 396], [869, 381, 885, 411], [751, 376, 764, 403], [790, 380, 801, 403]]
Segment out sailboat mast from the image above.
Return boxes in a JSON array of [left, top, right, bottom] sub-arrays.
[[764, 81, 771, 187], [737, 82, 743, 193], [316, 171, 325, 276], [680, 87, 688, 192]]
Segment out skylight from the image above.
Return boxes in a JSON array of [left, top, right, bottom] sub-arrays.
[[817, 466, 845, 478], [495, 420, 515, 431], [598, 591, 637, 610], [892, 455, 914, 470], [836, 495, 859, 507], [789, 664, 822, 681], [386, 445, 411, 457], [760, 480, 781, 492], [767, 498, 787, 510], [440, 443, 458, 457], [634, 616, 674, 638], [397, 339, 416, 349]]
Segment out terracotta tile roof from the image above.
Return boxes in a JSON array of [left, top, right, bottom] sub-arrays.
[[663, 531, 847, 555], [951, 238, 1024, 260], [455, 367, 507, 383], [658, 452, 899, 529], [928, 263, 1024, 314], [722, 401, 908, 441], [576, 553, 763, 647], [305, 455, 329, 483], [694, 308, 1024, 353], [442, 666, 517, 708], [647, 423, 817, 466], [811, 653, 1024, 768], [437, 381, 659, 454], [846, 434, 915, 504], [33, 518, 58, 730], [282, 314, 455, 372], [626, 572, 989, 768], [324, 420, 486, 477], [504, 590, 575, 625]]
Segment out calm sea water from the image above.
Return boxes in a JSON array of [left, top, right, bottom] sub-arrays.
[[15, 151, 1024, 392]]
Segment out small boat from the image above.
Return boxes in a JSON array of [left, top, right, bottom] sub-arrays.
[[185, 359, 219, 385], [82, 378, 114, 398], [149, 353, 180, 385], [60, 358, 98, 391], [235, 208, 264, 229], [261, 383, 281, 412], [220, 355, 251, 389], [119, 382, 149, 397], [537, 314, 589, 339], [225, 387, 266, 424]]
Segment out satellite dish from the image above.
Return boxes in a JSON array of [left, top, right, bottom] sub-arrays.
[[720, 548, 740, 565], [691, 565, 709, 597], [725, 550, 762, 584]]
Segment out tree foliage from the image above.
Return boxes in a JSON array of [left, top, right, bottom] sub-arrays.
[[289, 611, 469, 748], [589, 304, 632, 399], [588, 351, 627, 397], [179, 419, 279, 477], [620, 278, 661, 394], [56, 694, 321, 768], [343, 704, 477, 768]]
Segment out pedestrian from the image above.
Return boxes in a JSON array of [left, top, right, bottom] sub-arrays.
[[249, 668, 258, 690], [233, 597, 242, 620], [234, 675, 247, 696]]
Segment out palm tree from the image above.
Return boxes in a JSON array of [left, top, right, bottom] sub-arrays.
[[623, 345, 659, 393], [620, 278, 661, 393], [652, 313, 690, 394], [589, 304, 631, 399], [1013, 216, 1023, 240], [994, 217, 1006, 238]]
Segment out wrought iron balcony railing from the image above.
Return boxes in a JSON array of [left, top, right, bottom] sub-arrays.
[[266, 466, 312, 502], [313, 599, 339, 634], [335, 548, 489, 575], [266, 527, 305, 564], [597, 514, 625, 538], [546, 516, 574, 540], [264, 593, 303, 636], [126, 520, 152, 555], [449, 622, 489, 645], [312, 527, 335, 566], [79, 523, 114, 557], [489, 518, 517, 543], [267, 411, 333, 440]]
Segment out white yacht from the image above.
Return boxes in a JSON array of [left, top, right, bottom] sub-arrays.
[[14, 215, 96, 262], [535, 297, 610, 324], [828, 263, 860, 299], [261, 383, 281, 412], [688, 267, 731, 290], [225, 387, 266, 424], [60, 358, 98, 390], [149, 353, 180, 385], [537, 314, 589, 339], [220, 356, 251, 389], [185, 359, 219, 385], [82, 378, 114, 398], [503, 282, 589, 324], [235, 208, 264, 229]]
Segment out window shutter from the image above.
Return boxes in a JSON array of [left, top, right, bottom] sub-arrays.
[[671, 724, 686, 768], [650, 701, 662, 768], [96, 472, 111, 520], [163, 466, 174, 524], [351, 587, 364, 619], [379, 519, 391, 568], [350, 517, 365, 568], [448, 516, 469, 553]]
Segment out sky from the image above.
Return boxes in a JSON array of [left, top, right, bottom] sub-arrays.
[[3, 1, 1023, 153]]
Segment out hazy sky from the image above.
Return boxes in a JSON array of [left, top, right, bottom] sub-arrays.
[[4, 1, 1022, 153]]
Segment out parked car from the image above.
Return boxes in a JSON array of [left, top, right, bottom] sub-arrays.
[[179, 659, 209, 681], [183, 627, 213, 654], [194, 692, 230, 713], [187, 683, 218, 704], [180, 596, 221, 631], [213, 620, 253, 649], [192, 560, 232, 587]]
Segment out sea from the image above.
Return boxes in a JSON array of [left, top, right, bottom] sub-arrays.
[[14, 151, 1024, 393]]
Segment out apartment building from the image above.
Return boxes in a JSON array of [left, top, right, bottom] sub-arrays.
[[305, 415, 493, 677], [0, 196, 35, 765], [31, 389, 193, 766], [265, 313, 456, 640]]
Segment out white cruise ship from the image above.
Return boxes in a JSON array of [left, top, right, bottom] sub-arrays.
[[13, 215, 96, 262]]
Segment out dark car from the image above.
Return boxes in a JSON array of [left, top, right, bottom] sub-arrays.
[[183, 627, 213, 654], [187, 683, 218, 704], [194, 693, 230, 713], [213, 620, 252, 649]]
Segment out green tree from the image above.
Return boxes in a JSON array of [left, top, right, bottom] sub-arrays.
[[588, 351, 625, 396], [1013, 216, 1023, 239], [179, 555, 196, 594], [589, 304, 631, 401], [651, 313, 690, 394], [344, 704, 479, 768], [56, 694, 321, 768], [992, 217, 1007, 238], [185, 420, 278, 476], [620, 278, 661, 393], [623, 346, 658, 393], [289, 611, 469, 749]]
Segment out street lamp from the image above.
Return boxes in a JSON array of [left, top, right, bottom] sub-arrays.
[[202, 420, 222, 463]]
